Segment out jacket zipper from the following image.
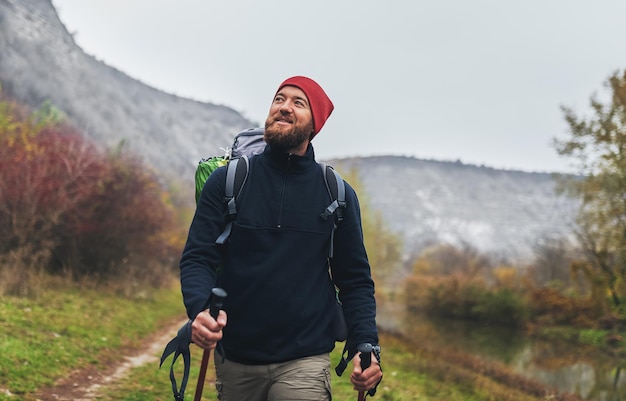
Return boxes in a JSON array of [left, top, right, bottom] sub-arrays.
[[277, 155, 292, 228]]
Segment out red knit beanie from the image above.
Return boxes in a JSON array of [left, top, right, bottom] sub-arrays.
[[276, 76, 334, 138]]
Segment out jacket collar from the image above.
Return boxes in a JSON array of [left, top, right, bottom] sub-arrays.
[[262, 143, 316, 172]]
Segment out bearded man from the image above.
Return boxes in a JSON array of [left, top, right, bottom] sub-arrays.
[[179, 76, 382, 401]]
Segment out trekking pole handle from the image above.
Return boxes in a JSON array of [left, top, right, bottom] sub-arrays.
[[194, 288, 227, 401], [209, 287, 227, 319], [357, 343, 373, 372]]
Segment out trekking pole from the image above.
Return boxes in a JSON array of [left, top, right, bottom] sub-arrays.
[[357, 343, 373, 401], [193, 288, 227, 401]]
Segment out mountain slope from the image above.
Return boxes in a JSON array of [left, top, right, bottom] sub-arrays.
[[330, 156, 578, 262], [0, 0, 253, 186]]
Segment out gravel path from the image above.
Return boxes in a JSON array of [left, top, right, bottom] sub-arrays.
[[34, 318, 187, 401]]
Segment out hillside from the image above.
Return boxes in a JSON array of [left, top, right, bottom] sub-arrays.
[[0, 0, 253, 189], [0, 0, 580, 262], [330, 156, 578, 262]]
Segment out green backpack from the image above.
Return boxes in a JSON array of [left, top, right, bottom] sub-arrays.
[[193, 156, 227, 203]]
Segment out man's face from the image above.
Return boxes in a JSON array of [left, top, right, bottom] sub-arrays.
[[264, 85, 314, 154]]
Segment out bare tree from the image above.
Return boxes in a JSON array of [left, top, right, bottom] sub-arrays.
[[554, 69, 626, 308]]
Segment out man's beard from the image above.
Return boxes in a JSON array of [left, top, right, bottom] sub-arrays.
[[264, 119, 313, 152]]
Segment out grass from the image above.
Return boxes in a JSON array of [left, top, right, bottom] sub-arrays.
[[0, 280, 184, 401], [0, 280, 588, 401]]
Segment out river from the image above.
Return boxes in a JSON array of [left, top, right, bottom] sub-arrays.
[[377, 301, 626, 401]]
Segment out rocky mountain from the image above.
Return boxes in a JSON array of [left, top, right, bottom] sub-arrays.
[[0, 0, 254, 186], [0, 0, 580, 262]]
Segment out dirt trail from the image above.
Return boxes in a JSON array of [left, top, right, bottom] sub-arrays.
[[34, 318, 187, 401]]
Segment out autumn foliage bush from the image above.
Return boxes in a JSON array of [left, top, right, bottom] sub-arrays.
[[405, 273, 529, 326], [0, 94, 181, 295], [528, 287, 600, 328], [403, 243, 608, 329]]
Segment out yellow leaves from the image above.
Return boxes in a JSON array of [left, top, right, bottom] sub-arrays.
[[0, 99, 48, 162], [0, 113, 18, 136], [0, 102, 20, 140], [492, 265, 519, 289], [411, 258, 432, 275]]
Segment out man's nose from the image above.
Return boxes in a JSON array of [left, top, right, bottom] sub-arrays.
[[279, 101, 293, 112]]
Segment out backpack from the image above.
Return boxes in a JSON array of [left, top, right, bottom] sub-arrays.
[[194, 128, 266, 204]]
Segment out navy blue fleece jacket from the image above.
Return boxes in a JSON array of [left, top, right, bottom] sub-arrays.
[[179, 144, 378, 364]]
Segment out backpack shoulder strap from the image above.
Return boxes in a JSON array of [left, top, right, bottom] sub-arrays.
[[319, 162, 346, 258], [319, 162, 346, 221], [216, 155, 250, 244]]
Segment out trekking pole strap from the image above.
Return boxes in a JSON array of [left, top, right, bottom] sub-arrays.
[[160, 320, 193, 401], [335, 343, 382, 399], [335, 343, 356, 376]]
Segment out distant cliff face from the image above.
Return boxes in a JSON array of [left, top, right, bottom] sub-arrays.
[[0, 0, 579, 262], [330, 156, 579, 262], [0, 0, 254, 188]]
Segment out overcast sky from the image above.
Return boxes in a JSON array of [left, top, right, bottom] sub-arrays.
[[51, 0, 626, 173]]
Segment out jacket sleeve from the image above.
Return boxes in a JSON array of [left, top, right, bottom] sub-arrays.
[[179, 166, 228, 320], [329, 181, 379, 351]]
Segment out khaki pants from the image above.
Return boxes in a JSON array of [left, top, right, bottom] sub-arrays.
[[214, 353, 332, 401]]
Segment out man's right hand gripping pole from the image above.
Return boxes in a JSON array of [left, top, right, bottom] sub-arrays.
[[193, 287, 227, 401], [351, 342, 382, 400]]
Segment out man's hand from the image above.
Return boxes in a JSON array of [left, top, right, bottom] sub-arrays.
[[191, 309, 227, 350], [350, 351, 382, 392]]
